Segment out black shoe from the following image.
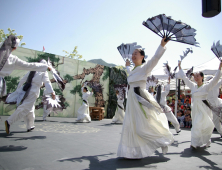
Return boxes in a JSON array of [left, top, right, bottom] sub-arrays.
[[5, 120, 10, 134], [27, 127, 35, 132], [177, 129, 181, 134], [220, 135, 222, 138]]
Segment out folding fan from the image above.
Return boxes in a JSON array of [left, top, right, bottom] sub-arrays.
[[48, 58, 65, 91], [142, 14, 199, 46], [114, 84, 127, 100], [180, 47, 193, 61], [172, 47, 193, 76], [146, 75, 158, 91], [42, 95, 63, 113], [211, 41, 222, 61], [117, 43, 148, 65], [185, 66, 194, 79]]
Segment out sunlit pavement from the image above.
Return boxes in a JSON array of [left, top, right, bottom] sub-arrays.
[[0, 116, 221, 170]]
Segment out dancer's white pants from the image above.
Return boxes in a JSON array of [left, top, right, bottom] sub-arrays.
[[213, 112, 222, 135], [43, 105, 51, 120], [165, 111, 180, 132], [7, 92, 37, 130]]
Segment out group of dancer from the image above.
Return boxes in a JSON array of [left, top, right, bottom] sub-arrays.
[[1, 34, 222, 159], [115, 37, 222, 158]]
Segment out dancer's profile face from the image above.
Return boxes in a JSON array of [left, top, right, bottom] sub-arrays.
[[194, 73, 203, 83], [132, 49, 143, 64]]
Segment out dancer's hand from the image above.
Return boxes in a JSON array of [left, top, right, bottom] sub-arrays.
[[51, 92, 56, 100], [219, 61, 222, 70], [161, 37, 170, 47], [168, 76, 171, 83], [178, 61, 182, 70], [47, 67, 52, 71], [125, 59, 130, 67]]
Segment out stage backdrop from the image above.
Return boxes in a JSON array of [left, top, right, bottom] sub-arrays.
[[0, 47, 110, 118]]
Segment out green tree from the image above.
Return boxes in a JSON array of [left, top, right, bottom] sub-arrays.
[[4, 76, 20, 93], [64, 74, 74, 83], [0, 28, 26, 47], [70, 84, 82, 97], [63, 46, 83, 60]]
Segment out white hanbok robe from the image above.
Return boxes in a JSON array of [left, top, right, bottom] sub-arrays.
[[177, 69, 221, 147], [117, 45, 174, 158], [155, 84, 180, 132], [7, 71, 54, 130], [0, 54, 48, 97], [207, 79, 222, 135], [112, 94, 125, 124], [76, 87, 93, 123]]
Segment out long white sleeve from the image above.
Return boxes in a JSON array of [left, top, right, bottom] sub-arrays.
[[16, 72, 29, 90], [126, 66, 132, 74], [143, 45, 166, 75], [42, 72, 54, 94], [14, 56, 48, 72], [177, 69, 195, 89], [161, 84, 170, 98], [205, 70, 222, 92]]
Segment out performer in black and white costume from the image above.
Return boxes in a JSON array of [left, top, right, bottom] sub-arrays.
[[5, 59, 55, 134], [155, 76, 181, 133], [117, 38, 174, 159], [177, 61, 222, 148], [76, 84, 93, 123], [111, 90, 125, 124], [0, 35, 51, 99], [207, 77, 222, 137]]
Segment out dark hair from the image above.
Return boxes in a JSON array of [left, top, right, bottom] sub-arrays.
[[172, 99, 175, 101], [156, 85, 162, 104], [137, 49, 146, 63], [198, 72, 204, 82], [177, 109, 184, 115], [186, 99, 189, 102], [84, 87, 88, 92]]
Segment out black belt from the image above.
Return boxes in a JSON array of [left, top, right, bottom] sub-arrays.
[[117, 104, 124, 110], [83, 100, 88, 105]]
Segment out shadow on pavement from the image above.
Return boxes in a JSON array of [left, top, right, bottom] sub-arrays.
[[57, 153, 170, 170], [0, 145, 27, 152], [35, 120, 58, 123], [60, 121, 77, 124], [6, 136, 46, 141], [167, 147, 222, 170]]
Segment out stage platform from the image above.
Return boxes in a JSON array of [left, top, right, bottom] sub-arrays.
[[0, 116, 222, 170]]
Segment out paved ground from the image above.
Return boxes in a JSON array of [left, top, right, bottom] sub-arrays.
[[0, 116, 222, 170]]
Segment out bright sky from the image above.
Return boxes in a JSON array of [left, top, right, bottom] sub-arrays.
[[1, 0, 222, 71]]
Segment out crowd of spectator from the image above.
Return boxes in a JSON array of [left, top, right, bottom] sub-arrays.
[[167, 94, 192, 128]]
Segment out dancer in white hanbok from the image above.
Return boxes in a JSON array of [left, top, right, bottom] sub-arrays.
[[76, 84, 93, 123], [207, 78, 222, 137], [177, 61, 222, 148], [0, 35, 51, 99], [117, 38, 174, 159], [112, 90, 125, 124], [155, 77, 181, 133], [5, 60, 55, 134]]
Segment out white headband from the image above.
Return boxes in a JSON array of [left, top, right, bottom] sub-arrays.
[[15, 38, 20, 48]]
